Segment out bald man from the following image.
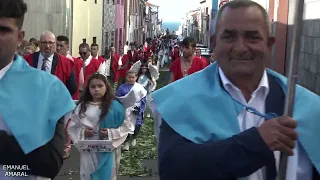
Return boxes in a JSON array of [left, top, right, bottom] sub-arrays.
[[25, 31, 77, 96]]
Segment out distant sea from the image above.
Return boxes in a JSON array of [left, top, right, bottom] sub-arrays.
[[162, 22, 180, 32]]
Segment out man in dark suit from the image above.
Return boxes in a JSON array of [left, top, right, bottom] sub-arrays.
[[152, 1, 320, 180], [25, 31, 77, 96]]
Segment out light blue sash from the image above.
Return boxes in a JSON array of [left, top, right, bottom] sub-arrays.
[[90, 100, 125, 180], [0, 55, 75, 154], [152, 62, 320, 173]]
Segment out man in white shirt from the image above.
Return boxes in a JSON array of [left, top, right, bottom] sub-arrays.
[[0, 0, 75, 179], [153, 1, 320, 180]]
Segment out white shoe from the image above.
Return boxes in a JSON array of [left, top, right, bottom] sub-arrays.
[[122, 142, 130, 151], [131, 139, 137, 147]]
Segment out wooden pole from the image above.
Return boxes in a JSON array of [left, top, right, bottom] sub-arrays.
[[276, 0, 305, 179]]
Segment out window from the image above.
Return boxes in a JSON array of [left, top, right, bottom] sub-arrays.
[[82, 38, 86, 43], [113, 0, 115, 5], [117, 0, 120, 4], [121, 0, 124, 5], [95, 0, 97, 4], [107, 0, 109, 3], [93, 37, 97, 44]]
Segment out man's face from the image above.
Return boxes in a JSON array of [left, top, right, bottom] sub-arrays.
[[0, 18, 24, 67], [79, 47, 90, 60], [91, 46, 98, 57], [119, 49, 124, 55], [109, 47, 115, 56], [39, 34, 56, 58], [56, 41, 69, 56], [181, 45, 195, 58], [214, 6, 275, 78], [130, 45, 136, 51], [105, 52, 111, 59], [195, 49, 201, 57]]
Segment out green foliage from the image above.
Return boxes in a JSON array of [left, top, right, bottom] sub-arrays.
[[119, 70, 168, 177], [119, 117, 157, 176]]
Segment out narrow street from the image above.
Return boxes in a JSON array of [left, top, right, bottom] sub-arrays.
[[54, 147, 159, 180]]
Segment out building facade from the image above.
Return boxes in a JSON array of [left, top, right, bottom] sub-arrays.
[[284, 0, 320, 94], [71, 0, 103, 57], [199, 0, 212, 46], [145, 2, 161, 39], [103, 0, 116, 52], [126, 0, 146, 45], [23, 0, 71, 41], [115, 0, 125, 52]]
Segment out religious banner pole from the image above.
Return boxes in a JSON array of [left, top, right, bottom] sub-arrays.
[[276, 0, 305, 179]]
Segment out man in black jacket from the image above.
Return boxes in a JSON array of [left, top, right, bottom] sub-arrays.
[[0, 0, 75, 178]]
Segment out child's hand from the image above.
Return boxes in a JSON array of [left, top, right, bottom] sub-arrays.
[[99, 128, 108, 138], [84, 128, 94, 138]]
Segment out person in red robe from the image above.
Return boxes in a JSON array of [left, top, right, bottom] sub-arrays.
[[109, 46, 121, 90], [195, 48, 210, 65], [137, 45, 144, 61], [170, 45, 180, 62], [24, 31, 77, 96], [168, 37, 208, 84], [56, 35, 82, 100], [127, 42, 138, 67], [56, 35, 83, 159], [115, 48, 130, 86], [91, 43, 105, 63], [76, 43, 102, 87]]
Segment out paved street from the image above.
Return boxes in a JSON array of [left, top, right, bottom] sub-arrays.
[[54, 147, 159, 180]]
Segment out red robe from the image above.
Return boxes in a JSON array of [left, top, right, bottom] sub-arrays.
[[71, 57, 82, 100], [127, 50, 138, 66], [76, 57, 102, 85], [136, 49, 144, 61], [25, 52, 74, 86], [115, 54, 130, 81], [170, 49, 180, 61], [96, 55, 105, 64], [169, 56, 208, 82]]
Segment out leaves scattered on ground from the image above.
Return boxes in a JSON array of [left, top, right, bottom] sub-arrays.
[[119, 117, 158, 176], [119, 70, 168, 177]]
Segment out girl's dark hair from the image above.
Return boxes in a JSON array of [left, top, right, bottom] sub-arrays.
[[78, 73, 115, 120], [138, 63, 152, 81]]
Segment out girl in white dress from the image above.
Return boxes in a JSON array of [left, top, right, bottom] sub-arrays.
[[68, 73, 130, 180]]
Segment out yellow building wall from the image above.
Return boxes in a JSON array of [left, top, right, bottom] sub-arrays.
[[72, 0, 103, 57]]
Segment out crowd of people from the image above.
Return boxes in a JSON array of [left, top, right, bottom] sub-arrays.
[[2, 0, 320, 180]]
